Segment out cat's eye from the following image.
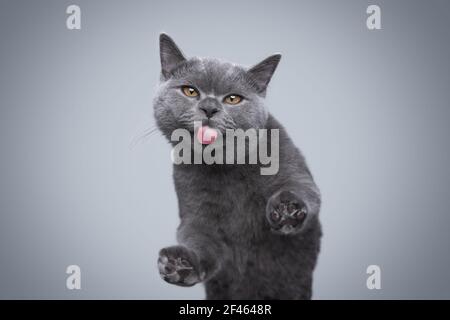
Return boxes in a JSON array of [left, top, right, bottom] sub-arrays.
[[182, 86, 199, 97], [223, 94, 243, 105]]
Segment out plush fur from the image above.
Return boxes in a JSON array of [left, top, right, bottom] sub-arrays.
[[154, 34, 322, 299]]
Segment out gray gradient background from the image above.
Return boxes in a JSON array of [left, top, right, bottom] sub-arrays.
[[0, 0, 449, 299]]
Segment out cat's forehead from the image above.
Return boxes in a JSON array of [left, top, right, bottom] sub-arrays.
[[171, 58, 256, 95]]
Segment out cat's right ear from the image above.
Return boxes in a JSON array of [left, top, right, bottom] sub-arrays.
[[159, 33, 186, 80]]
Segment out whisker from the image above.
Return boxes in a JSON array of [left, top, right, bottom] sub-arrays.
[[130, 125, 161, 149]]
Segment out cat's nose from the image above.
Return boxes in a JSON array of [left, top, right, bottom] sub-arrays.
[[199, 106, 219, 118]]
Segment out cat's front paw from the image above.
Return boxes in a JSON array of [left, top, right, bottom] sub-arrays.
[[158, 245, 203, 287], [266, 190, 308, 235]]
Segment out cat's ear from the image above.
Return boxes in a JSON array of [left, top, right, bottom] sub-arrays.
[[159, 33, 186, 79], [247, 54, 282, 94]]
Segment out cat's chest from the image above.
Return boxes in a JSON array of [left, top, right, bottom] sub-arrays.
[[174, 166, 267, 219], [174, 166, 272, 246]]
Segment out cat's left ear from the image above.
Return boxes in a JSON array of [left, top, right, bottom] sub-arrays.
[[159, 33, 187, 79], [247, 54, 282, 94]]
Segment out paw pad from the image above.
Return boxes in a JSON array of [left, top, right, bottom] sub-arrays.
[[158, 246, 200, 287], [266, 191, 308, 235]]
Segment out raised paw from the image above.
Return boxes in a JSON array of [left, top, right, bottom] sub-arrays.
[[266, 190, 308, 235], [158, 245, 203, 287]]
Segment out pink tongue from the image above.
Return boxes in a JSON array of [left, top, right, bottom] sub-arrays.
[[196, 126, 218, 145]]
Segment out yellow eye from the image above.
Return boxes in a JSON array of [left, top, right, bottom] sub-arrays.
[[224, 94, 242, 105], [182, 86, 199, 97]]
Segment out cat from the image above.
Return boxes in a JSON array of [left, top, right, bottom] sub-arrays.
[[154, 33, 322, 300]]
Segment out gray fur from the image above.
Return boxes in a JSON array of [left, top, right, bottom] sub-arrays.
[[154, 34, 322, 299]]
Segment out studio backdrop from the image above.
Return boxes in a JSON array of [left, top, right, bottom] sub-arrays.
[[0, 0, 450, 299]]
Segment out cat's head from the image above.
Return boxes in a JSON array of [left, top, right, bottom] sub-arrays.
[[153, 33, 281, 141]]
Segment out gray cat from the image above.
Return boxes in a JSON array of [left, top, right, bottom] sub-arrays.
[[154, 34, 322, 300]]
